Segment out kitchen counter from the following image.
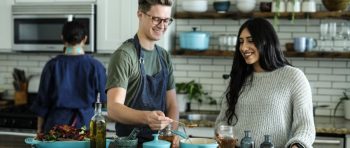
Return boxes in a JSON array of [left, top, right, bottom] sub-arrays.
[[315, 116, 350, 135], [178, 113, 350, 135]]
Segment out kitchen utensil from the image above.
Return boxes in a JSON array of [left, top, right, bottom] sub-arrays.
[[215, 125, 236, 148], [322, 0, 350, 11], [25, 137, 112, 148], [126, 128, 140, 140], [272, 0, 286, 12], [109, 137, 138, 148], [260, 2, 272, 12], [293, 37, 307, 52], [287, 0, 301, 12], [306, 37, 317, 51], [179, 27, 210, 51], [213, 1, 231, 13], [301, 0, 316, 13], [182, 0, 208, 12], [180, 138, 218, 148], [236, 0, 256, 13], [142, 134, 171, 148]]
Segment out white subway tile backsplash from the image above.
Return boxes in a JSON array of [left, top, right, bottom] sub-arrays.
[[313, 95, 332, 102], [175, 64, 200, 71], [333, 68, 350, 75], [318, 88, 344, 95], [306, 74, 318, 81], [173, 71, 187, 77], [319, 75, 346, 81], [289, 59, 318, 67], [189, 19, 214, 25], [188, 71, 212, 78], [0, 55, 7, 60], [280, 26, 306, 33], [332, 82, 350, 89], [200, 65, 225, 71], [188, 58, 212, 64], [202, 26, 227, 32], [214, 20, 239, 25], [0, 61, 17, 66], [310, 81, 332, 88], [200, 78, 224, 85], [319, 61, 347, 68], [305, 68, 332, 74], [18, 61, 39, 66], [8, 55, 28, 60]]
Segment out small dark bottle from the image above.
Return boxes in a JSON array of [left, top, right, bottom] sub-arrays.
[[240, 130, 255, 148], [260, 135, 274, 148]]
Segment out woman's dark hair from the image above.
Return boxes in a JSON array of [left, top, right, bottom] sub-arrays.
[[225, 18, 291, 125], [138, 0, 173, 12], [61, 21, 87, 45]]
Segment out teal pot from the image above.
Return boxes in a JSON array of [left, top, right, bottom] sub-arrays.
[[179, 27, 210, 51], [180, 138, 218, 148], [143, 134, 171, 148], [24, 137, 111, 148]]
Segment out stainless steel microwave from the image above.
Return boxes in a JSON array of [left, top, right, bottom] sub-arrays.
[[12, 3, 96, 52]]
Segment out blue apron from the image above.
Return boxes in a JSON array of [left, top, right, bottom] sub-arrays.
[[115, 35, 169, 144]]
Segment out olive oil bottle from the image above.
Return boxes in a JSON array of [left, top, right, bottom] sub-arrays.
[[90, 93, 106, 148]]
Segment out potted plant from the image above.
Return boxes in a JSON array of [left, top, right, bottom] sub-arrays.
[[176, 80, 216, 112], [334, 89, 350, 120]]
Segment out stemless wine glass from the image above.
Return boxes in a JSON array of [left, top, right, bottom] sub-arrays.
[[319, 23, 328, 51], [329, 22, 337, 49], [339, 22, 350, 51], [215, 125, 237, 148]]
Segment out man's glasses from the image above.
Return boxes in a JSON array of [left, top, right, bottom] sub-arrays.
[[143, 12, 173, 26]]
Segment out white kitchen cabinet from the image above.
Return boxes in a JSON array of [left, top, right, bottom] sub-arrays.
[[96, 0, 138, 53], [0, 0, 14, 52], [15, 0, 95, 3], [96, 0, 175, 53]]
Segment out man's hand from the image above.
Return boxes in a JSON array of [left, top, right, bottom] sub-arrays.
[[146, 111, 173, 130]]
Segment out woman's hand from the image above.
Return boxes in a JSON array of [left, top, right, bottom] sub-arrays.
[[171, 135, 179, 148]]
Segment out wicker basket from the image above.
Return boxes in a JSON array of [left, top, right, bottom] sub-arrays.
[[322, 0, 350, 11]]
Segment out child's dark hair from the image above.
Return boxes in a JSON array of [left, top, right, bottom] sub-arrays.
[[61, 21, 87, 45]]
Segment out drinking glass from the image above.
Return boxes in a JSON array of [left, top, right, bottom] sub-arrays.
[[339, 23, 350, 51], [319, 23, 328, 51], [215, 125, 237, 148], [328, 22, 337, 51]]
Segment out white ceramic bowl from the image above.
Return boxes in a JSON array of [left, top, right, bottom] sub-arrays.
[[236, 1, 256, 13], [182, 0, 208, 12]]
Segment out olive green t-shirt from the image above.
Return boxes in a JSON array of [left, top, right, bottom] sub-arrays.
[[106, 40, 175, 106]]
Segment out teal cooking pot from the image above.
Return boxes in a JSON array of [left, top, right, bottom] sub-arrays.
[[179, 27, 210, 51], [143, 134, 171, 148], [180, 138, 218, 148]]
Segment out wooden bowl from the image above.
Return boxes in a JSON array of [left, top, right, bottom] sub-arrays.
[[322, 0, 350, 11]]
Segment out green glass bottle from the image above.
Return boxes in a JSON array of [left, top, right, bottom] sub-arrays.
[[90, 93, 106, 148], [260, 135, 274, 148], [241, 130, 255, 148]]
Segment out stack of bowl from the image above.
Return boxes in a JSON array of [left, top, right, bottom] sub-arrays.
[[213, 0, 231, 13], [236, 0, 256, 13], [182, 0, 208, 12]]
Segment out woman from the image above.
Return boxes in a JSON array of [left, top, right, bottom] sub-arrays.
[[215, 18, 315, 148], [30, 20, 107, 133]]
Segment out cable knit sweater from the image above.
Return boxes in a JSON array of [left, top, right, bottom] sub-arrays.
[[215, 66, 315, 148]]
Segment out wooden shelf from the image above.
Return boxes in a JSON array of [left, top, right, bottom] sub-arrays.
[[174, 11, 350, 20], [173, 49, 350, 58]]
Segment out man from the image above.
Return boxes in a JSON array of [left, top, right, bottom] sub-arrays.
[[106, 0, 178, 146]]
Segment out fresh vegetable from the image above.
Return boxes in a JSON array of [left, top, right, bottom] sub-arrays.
[[36, 125, 89, 141]]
